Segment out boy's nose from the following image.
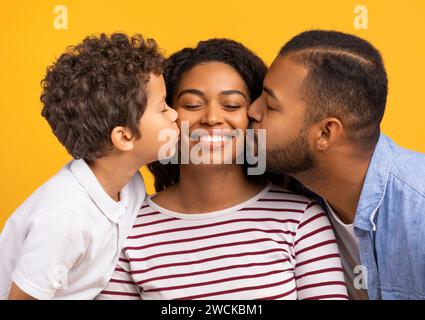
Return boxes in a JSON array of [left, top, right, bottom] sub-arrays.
[[169, 106, 178, 122]]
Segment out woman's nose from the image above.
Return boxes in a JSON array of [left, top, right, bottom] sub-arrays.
[[200, 103, 224, 126]]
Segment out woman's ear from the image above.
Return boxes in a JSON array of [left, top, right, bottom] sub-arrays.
[[314, 117, 344, 151], [110, 126, 135, 152]]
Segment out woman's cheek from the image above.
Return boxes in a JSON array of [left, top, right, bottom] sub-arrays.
[[229, 111, 249, 129], [177, 114, 196, 128]]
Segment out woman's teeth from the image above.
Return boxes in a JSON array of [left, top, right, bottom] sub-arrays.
[[199, 135, 232, 143]]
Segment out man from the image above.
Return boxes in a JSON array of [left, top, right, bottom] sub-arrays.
[[249, 30, 425, 299]]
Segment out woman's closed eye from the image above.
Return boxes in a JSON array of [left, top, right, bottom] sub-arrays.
[[184, 104, 203, 110], [223, 104, 242, 111]]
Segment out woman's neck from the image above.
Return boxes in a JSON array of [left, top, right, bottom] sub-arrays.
[[153, 164, 265, 213]]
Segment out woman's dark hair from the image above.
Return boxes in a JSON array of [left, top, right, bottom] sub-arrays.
[[41, 33, 165, 162], [148, 38, 268, 192]]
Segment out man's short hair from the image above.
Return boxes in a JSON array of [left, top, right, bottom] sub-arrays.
[[280, 30, 388, 150], [41, 33, 165, 162]]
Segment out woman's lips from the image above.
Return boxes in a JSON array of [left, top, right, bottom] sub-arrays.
[[189, 130, 237, 149], [197, 135, 233, 149]]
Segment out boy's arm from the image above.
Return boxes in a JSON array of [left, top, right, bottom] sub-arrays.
[[8, 282, 36, 300], [96, 251, 141, 300], [11, 209, 87, 300]]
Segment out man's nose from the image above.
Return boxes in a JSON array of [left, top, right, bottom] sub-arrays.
[[248, 97, 263, 123]]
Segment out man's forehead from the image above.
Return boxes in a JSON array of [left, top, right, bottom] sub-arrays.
[[265, 55, 308, 90]]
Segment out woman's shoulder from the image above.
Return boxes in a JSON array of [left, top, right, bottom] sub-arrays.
[[261, 183, 329, 228], [146, 184, 179, 207], [265, 183, 316, 205]]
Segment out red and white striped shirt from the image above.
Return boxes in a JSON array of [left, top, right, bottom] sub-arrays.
[[97, 183, 348, 300]]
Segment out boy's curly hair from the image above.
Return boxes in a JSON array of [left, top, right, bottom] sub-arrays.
[[41, 33, 165, 162]]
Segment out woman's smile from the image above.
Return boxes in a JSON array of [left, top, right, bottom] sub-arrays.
[[189, 129, 236, 150]]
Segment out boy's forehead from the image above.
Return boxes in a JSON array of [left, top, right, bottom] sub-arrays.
[[145, 73, 166, 101], [147, 73, 165, 90]]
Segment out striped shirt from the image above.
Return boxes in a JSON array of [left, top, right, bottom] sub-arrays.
[[97, 183, 348, 300]]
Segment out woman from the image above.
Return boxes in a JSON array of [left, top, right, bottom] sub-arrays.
[[97, 39, 348, 300]]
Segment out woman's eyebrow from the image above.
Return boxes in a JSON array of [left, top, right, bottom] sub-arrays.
[[177, 89, 205, 99], [220, 90, 247, 99]]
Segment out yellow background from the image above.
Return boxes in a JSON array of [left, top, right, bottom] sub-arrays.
[[1, 0, 424, 230]]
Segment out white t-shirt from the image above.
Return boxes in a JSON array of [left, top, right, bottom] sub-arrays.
[[0, 159, 146, 300], [325, 201, 369, 300]]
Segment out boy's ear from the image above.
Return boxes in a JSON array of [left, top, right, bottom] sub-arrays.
[[111, 126, 135, 151]]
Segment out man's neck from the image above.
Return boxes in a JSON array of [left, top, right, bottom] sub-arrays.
[[294, 152, 373, 224]]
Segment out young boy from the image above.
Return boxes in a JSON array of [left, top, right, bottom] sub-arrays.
[[0, 33, 179, 299]]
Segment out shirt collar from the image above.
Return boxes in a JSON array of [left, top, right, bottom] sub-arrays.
[[354, 133, 394, 231], [69, 159, 145, 224]]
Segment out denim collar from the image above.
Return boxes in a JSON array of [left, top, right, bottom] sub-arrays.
[[354, 133, 394, 231]]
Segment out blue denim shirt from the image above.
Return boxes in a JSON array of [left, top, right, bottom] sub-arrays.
[[291, 133, 425, 299], [352, 133, 425, 299]]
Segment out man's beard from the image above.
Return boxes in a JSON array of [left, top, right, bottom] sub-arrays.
[[265, 129, 316, 175]]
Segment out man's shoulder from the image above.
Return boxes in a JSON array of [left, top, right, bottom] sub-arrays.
[[387, 140, 425, 198]]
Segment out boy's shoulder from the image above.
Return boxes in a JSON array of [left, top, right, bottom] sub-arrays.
[[1, 161, 92, 247], [13, 161, 90, 220]]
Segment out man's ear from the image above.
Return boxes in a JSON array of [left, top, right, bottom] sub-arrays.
[[110, 126, 136, 152], [313, 117, 344, 151]]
